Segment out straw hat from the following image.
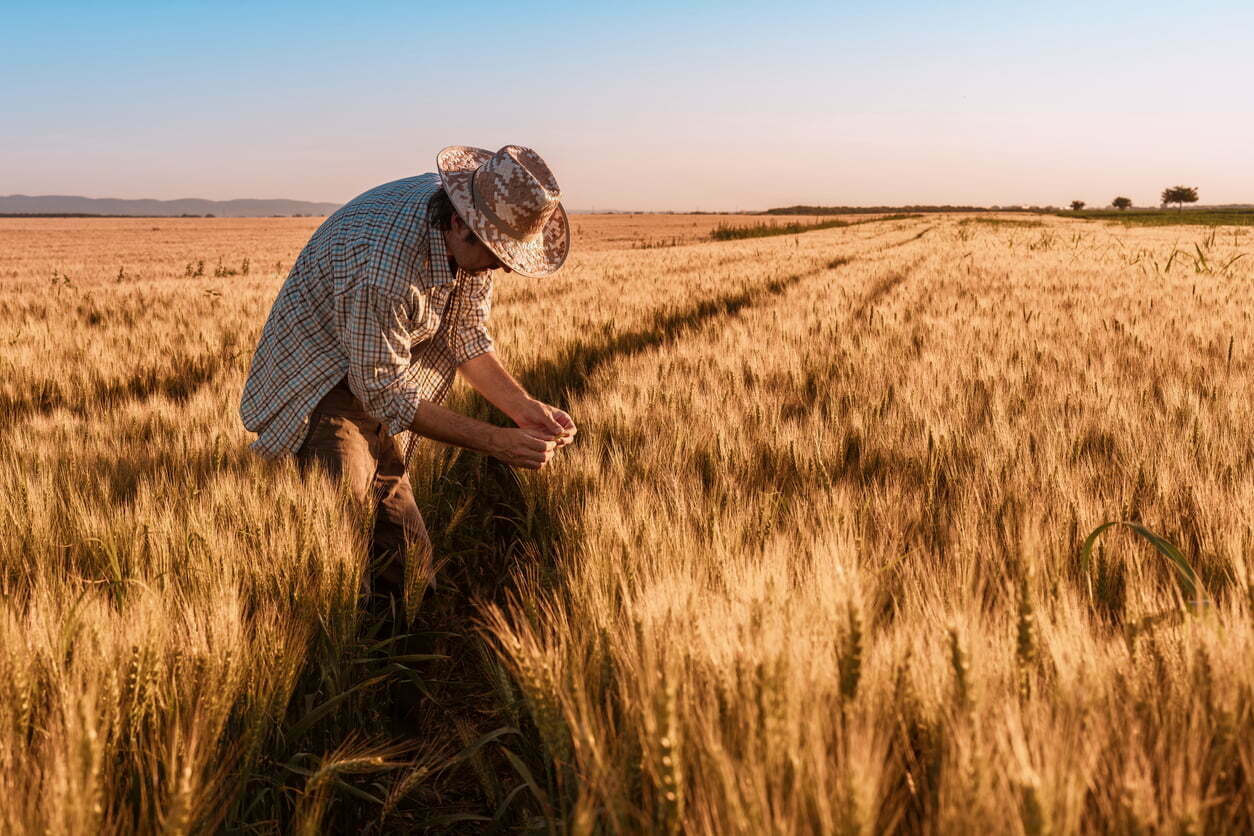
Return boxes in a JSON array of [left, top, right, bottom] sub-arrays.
[[436, 145, 570, 277]]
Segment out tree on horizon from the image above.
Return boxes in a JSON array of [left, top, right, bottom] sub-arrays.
[[1112, 196, 1132, 210], [1161, 186, 1199, 211], [1070, 200, 1086, 211]]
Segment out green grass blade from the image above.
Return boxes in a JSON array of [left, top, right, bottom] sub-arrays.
[[287, 673, 392, 739], [420, 813, 494, 828], [347, 653, 450, 664], [493, 782, 531, 823], [499, 746, 554, 823], [434, 726, 521, 773], [1079, 520, 1200, 602]]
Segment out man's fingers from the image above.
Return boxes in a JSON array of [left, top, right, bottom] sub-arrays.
[[519, 421, 562, 441], [500, 426, 564, 469], [513, 448, 554, 469], [530, 409, 563, 434]]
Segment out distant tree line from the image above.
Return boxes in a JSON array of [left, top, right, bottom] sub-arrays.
[[764, 205, 1030, 215], [776, 186, 1209, 217], [1065, 186, 1202, 213]]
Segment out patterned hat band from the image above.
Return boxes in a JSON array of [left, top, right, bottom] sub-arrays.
[[470, 168, 552, 241]]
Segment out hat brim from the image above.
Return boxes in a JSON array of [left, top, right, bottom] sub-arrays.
[[437, 145, 570, 278]]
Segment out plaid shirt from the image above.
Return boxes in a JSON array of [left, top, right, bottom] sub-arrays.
[[239, 174, 495, 458]]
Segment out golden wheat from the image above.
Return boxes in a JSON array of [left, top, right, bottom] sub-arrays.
[[0, 213, 1251, 832]]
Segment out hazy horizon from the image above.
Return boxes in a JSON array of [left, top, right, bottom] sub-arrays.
[[4, 193, 1253, 215], [5, 1, 1252, 212]]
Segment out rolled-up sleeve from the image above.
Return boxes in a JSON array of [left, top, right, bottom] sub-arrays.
[[338, 282, 423, 435], [449, 272, 495, 366]]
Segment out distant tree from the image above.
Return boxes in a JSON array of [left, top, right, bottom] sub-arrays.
[[1112, 196, 1132, 210], [1070, 200, 1086, 211], [1160, 186, 1199, 211]]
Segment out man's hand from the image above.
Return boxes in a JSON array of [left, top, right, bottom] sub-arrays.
[[459, 354, 578, 449], [513, 398, 578, 448], [490, 427, 560, 470], [410, 400, 559, 469]]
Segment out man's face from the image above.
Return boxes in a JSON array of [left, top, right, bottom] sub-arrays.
[[447, 215, 512, 274]]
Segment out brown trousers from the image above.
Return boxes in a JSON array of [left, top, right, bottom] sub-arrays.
[[296, 380, 432, 601]]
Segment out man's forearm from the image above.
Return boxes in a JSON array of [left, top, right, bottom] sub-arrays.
[[458, 350, 574, 445], [409, 400, 500, 455], [458, 351, 533, 420], [410, 398, 559, 471]]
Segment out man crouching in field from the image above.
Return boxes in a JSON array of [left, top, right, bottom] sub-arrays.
[[239, 145, 576, 614]]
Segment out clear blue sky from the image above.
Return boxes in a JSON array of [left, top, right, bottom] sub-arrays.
[[3, 1, 1252, 210]]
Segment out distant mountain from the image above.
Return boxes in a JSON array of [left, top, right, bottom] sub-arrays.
[[0, 194, 342, 217]]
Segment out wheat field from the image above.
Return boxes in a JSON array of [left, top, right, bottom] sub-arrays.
[[0, 213, 1251, 833]]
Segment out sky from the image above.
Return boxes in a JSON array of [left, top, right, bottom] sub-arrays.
[[3, 0, 1252, 211]]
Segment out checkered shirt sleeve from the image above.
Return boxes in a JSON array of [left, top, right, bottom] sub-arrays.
[[338, 281, 425, 438]]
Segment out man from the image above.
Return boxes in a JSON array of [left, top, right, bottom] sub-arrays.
[[239, 145, 576, 612]]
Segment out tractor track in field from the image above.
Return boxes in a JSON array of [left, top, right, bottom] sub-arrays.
[[878, 225, 934, 249], [850, 256, 927, 321], [506, 217, 927, 308], [515, 223, 931, 405]]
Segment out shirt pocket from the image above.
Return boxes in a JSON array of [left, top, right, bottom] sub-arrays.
[[408, 285, 445, 346]]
